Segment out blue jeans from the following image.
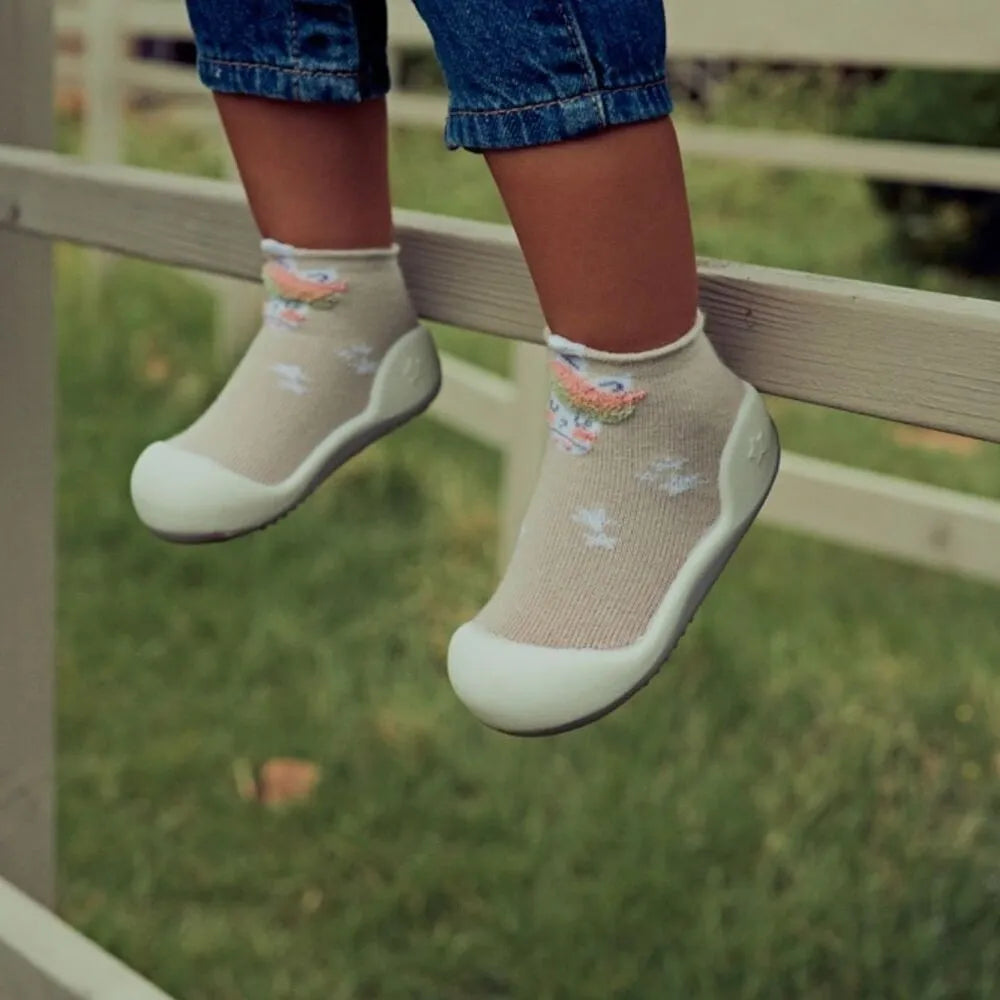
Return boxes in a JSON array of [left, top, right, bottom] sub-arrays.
[[185, 0, 672, 151]]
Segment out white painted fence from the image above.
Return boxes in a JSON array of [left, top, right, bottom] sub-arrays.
[[2, 4, 1000, 994]]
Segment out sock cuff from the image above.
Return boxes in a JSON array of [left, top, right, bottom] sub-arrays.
[[544, 310, 705, 362], [261, 238, 401, 261]]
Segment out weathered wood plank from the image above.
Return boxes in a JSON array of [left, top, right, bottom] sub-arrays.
[[0, 3, 56, 956], [679, 126, 1000, 192], [0, 148, 998, 441], [762, 453, 1000, 585], [0, 876, 179, 1000]]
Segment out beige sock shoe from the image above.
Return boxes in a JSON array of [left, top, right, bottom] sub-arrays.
[[448, 312, 780, 735], [131, 239, 440, 541]]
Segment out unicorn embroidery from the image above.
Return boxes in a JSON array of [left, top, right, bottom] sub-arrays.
[[547, 354, 647, 456], [262, 258, 350, 331]]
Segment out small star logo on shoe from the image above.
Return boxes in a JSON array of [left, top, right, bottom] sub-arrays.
[[748, 431, 769, 464], [270, 363, 310, 395], [571, 507, 618, 550]]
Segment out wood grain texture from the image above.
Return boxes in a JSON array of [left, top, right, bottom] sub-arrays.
[[0, 876, 178, 1000], [696, 260, 1000, 443], [1, 147, 998, 440], [762, 454, 1000, 585], [0, 0, 56, 942]]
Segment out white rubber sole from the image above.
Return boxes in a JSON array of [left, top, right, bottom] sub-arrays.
[[130, 324, 442, 542], [447, 382, 781, 736]]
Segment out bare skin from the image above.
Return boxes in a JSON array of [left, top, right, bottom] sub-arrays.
[[215, 94, 394, 249], [216, 95, 698, 351], [484, 117, 699, 352]]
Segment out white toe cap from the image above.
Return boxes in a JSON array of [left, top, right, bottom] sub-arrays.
[[447, 621, 656, 735], [130, 441, 279, 540]]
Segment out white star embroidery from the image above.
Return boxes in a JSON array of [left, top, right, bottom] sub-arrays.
[[270, 363, 310, 395], [637, 456, 704, 496], [571, 507, 617, 550], [337, 345, 378, 375]]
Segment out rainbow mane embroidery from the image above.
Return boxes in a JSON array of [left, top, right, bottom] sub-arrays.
[[549, 358, 647, 424], [263, 260, 349, 309], [546, 355, 647, 456]]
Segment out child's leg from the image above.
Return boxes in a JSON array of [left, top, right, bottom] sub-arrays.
[[130, 3, 440, 542], [429, 0, 781, 733], [485, 117, 698, 353], [214, 95, 393, 249]]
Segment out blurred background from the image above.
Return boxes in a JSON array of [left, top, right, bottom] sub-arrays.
[[49, 1, 999, 997]]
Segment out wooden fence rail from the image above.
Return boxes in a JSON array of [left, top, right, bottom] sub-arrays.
[[3, 142, 1000, 585], [0, 877, 176, 1000], [4, 146, 999, 441]]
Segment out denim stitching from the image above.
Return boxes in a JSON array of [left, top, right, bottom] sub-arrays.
[[447, 77, 666, 117], [286, 1, 302, 99], [554, 0, 606, 127], [346, 0, 363, 97], [199, 56, 360, 80]]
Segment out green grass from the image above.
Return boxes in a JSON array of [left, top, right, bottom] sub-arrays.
[[55, 116, 1000, 999]]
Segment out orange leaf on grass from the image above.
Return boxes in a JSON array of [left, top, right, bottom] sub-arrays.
[[233, 757, 321, 805], [257, 758, 321, 806]]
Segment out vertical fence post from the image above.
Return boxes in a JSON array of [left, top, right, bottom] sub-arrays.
[[498, 342, 550, 567], [0, 0, 56, 930], [81, 0, 124, 282], [82, 0, 124, 166]]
